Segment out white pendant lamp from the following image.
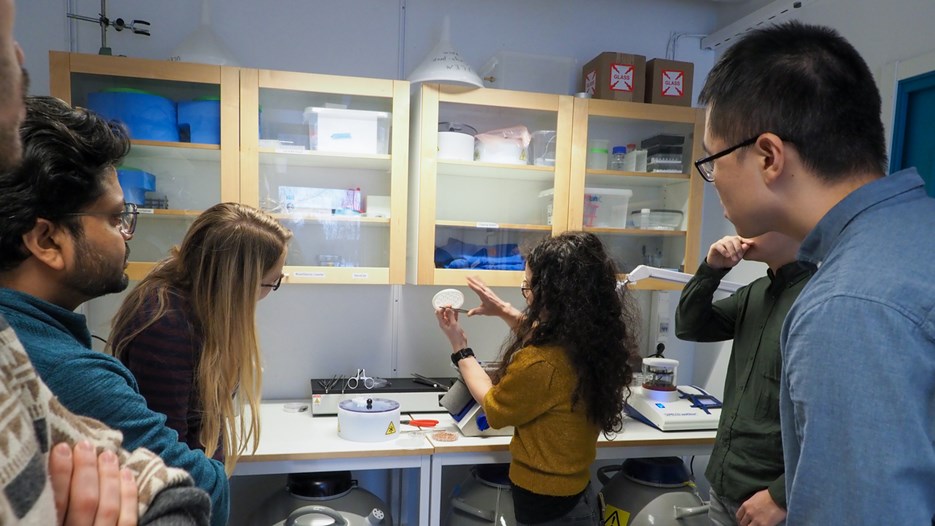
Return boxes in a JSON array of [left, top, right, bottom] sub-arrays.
[[169, 0, 237, 66], [408, 16, 483, 88]]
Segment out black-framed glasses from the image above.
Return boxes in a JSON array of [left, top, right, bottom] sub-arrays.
[[261, 273, 284, 291], [694, 136, 758, 183], [520, 279, 531, 297], [62, 202, 139, 236]]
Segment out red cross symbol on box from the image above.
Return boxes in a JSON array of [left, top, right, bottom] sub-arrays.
[[610, 64, 634, 92], [661, 69, 684, 97]]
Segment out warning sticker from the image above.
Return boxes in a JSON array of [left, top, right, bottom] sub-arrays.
[[585, 70, 597, 95], [610, 64, 635, 92], [385, 422, 397, 435], [661, 69, 685, 97], [602, 505, 630, 526]]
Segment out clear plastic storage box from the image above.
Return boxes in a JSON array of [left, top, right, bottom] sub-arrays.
[[303, 107, 390, 155], [629, 209, 684, 230], [539, 187, 632, 227]]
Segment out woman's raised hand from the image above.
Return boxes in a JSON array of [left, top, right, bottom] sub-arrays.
[[465, 276, 524, 328]]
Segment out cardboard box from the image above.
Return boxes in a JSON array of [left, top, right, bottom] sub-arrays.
[[581, 52, 647, 102], [645, 59, 694, 107]]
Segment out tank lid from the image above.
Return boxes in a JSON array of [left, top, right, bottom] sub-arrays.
[[287, 471, 354, 498], [621, 457, 691, 488]]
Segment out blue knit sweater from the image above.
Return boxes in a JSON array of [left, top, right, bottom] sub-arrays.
[[0, 288, 229, 526]]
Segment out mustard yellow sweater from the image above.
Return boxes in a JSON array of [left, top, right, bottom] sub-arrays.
[[483, 344, 599, 496]]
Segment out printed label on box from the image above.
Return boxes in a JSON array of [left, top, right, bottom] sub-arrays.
[[584, 70, 597, 95], [610, 63, 635, 92], [661, 69, 685, 97]]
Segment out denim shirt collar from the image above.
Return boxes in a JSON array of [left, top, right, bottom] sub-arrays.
[[798, 168, 924, 267]]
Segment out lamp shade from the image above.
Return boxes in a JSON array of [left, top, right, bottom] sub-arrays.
[[169, 0, 237, 66], [408, 16, 483, 88]]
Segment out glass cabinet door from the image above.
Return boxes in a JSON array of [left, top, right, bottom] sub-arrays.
[[569, 98, 705, 289], [410, 84, 574, 286], [240, 69, 409, 285], [49, 52, 238, 280]]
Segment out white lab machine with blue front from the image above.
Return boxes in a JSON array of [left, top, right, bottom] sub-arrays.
[[622, 266, 740, 432], [625, 358, 722, 432]]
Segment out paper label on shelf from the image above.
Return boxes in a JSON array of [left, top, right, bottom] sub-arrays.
[[352, 272, 369, 279], [475, 222, 499, 229], [294, 271, 326, 278], [138, 208, 155, 215], [611, 63, 635, 92]]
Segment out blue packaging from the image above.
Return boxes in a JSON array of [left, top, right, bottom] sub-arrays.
[[177, 98, 221, 144], [87, 89, 179, 142], [116, 168, 156, 206]]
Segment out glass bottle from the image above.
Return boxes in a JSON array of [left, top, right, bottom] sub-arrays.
[[610, 146, 628, 170]]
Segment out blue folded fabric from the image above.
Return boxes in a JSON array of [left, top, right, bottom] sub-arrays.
[[445, 253, 526, 270], [434, 237, 523, 269]]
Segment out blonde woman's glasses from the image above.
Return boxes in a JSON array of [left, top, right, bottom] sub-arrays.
[[261, 274, 284, 291]]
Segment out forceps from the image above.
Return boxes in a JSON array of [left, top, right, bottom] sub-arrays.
[[346, 368, 375, 390]]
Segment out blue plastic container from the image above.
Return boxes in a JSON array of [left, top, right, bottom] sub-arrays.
[[177, 99, 220, 144], [117, 168, 156, 206], [88, 89, 179, 142]]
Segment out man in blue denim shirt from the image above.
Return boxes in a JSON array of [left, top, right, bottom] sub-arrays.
[[695, 21, 935, 525]]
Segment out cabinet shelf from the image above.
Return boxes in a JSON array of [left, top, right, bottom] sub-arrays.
[[623, 276, 686, 291], [587, 99, 699, 124], [271, 213, 390, 226], [128, 142, 221, 163], [433, 268, 524, 287], [285, 266, 390, 285], [137, 208, 203, 218], [583, 227, 686, 237], [258, 149, 391, 170], [435, 220, 551, 232], [437, 160, 554, 182], [587, 168, 689, 181]]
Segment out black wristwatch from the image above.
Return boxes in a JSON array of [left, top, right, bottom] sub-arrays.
[[451, 347, 475, 366]]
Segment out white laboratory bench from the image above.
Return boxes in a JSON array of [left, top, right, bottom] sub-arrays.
[[234, 402, 716, 526]]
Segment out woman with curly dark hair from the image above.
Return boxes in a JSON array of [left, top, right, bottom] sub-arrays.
[[435, 230, 638, 525]]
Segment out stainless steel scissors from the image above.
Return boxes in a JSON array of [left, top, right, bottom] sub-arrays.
[[346, 368, 375, 390]]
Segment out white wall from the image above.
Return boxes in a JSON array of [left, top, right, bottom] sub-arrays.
[[19, 0, 726, 399]]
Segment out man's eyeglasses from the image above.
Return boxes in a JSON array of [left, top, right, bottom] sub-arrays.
[[261, 273, 284, 291], [62, 202, 139, 236], [694, 136, 758, 183]]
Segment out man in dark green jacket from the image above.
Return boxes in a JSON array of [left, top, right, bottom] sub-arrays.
[[675, 233, 813, 526]]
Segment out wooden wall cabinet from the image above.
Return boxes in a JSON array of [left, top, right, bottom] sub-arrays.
[[569, 98, 706, 290], [50, 52, 410, 285], [239, 69, 409, 285], [408, 83, 705, 290], [408, 84, 575, 287], [50, 51, 240, 281]]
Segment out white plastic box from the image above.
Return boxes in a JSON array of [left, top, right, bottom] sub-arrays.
[[538, 187, 632, 227], [278, 186, 362, 213], [303, 107, 390, 155]]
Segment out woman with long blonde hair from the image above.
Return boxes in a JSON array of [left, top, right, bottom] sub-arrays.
[[109, 202, 292, 475]]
